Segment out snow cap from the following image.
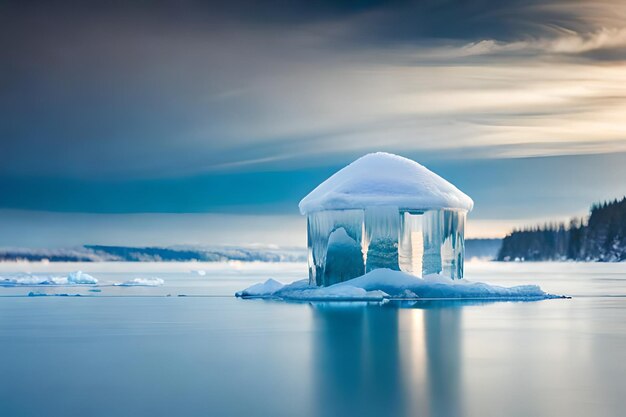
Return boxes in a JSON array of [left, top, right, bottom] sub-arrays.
[[299, 152, 473, 214]]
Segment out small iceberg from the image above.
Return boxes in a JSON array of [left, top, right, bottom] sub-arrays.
[[0, 271, 97, 286], [239, 278, 285, 297], [28, 292, 82, 297], [114, 278, 165, 287], [236, 269, 565, 302], [66, 271, 98, 285]]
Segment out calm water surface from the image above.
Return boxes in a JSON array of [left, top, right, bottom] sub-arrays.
[[1, 261, 625, 417]]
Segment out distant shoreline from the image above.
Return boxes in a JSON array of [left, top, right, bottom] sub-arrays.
[[0, 240, 502, 263]]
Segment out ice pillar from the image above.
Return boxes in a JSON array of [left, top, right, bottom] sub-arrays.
[[307, 210, 364, 286], [422, 210, 465, 279], [363, 206, 400, 272], [439, 210, 466, 279], [324, 228, 365, 286], [308, 208, 466, 286], [399, 211, 424, 275], [422, 210, 443, 276]]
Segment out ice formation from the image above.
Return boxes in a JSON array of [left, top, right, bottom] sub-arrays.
[[67, 271, 98, 284], [0, 271, 97, 286], [113, 278, 164, 287], [235, 269, 563, 301], [300, 152, 473, 285], [237, 278, 285, 297]]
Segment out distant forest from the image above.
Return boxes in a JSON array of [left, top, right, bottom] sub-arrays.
[[498, 197, 626, 262]]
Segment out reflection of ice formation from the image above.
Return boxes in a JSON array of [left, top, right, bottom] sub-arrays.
[[300, 153, 473, 286]]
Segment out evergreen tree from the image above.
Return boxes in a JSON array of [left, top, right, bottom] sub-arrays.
[[498, 197, 626, 262]]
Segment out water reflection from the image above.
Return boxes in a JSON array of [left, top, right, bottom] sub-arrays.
[[309, 301, 497, 417], [310, 302, 405, 417], [420, 302, 462, 417]]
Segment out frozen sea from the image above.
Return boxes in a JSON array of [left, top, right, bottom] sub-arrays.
[[1, 261, 625, 417]]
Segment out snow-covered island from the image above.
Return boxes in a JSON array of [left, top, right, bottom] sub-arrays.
[[237, 152, 564, 301], [236, 268, 563, 301]]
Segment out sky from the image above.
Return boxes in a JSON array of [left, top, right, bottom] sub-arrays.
[[1, 0, 626, 248]]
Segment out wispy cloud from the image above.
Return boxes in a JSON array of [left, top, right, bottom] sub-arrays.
[[459, 27, 626, 57], [2, 0, 626, 179]]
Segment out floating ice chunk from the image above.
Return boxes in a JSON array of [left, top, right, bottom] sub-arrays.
[[235, 278, 284, 297], [66, 271, 98, 284], [191, 269, 207, 276], [114, 278, 164, 287], [236, 269, 564, 301], [236, 278, 387, 301], [0, 274, 51, 286], [28, 292, 82, 297], [0, 271, 97, 286]]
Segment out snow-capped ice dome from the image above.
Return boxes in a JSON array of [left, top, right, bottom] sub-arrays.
[[299, 152, 473, 214]]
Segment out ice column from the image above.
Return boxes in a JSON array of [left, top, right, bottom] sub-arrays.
[[364, 206, 400, 272], [440, 210, 466, 279], [307, 210, 364, 286], [399, 211, 424, 275], [308, 208, 466, 285], [422, 210, 466, 279], [422, 210, 443, 276], [324, 228, 364, 286], [451, 211, 465, 279]]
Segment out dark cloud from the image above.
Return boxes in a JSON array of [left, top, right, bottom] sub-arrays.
[[1, 0, 625, 218], [0, 0, 604, 47]]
